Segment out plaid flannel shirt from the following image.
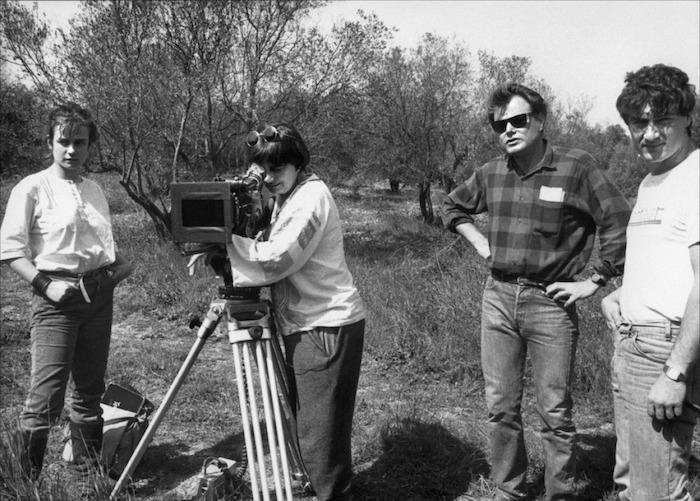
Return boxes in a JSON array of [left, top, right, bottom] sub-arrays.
[[443, 141, 631, 283]]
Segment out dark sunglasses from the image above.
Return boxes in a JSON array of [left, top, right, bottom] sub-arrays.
[[245, 125, 281, 147], [490, 113, 532, 134]]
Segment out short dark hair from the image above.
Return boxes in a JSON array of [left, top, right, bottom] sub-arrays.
[[487, 83, 547, 122], [616, 64, 697, 126], [246, 122, 310, 171], [47, 102, 99, 144]]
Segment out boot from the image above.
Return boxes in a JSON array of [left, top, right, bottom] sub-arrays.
[[70, 420, 103, 468], [67, 421, 104, 499], [19, 429, 49, 480]]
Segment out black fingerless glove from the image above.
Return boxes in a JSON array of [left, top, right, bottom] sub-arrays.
[[31, 272, 53, 298]]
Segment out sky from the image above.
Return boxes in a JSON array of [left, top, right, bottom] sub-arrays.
[[31, 0, 700, 128]]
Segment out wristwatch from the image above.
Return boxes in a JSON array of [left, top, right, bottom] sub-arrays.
[[663, 364, 687, 382], [590, 273, 607, 287]]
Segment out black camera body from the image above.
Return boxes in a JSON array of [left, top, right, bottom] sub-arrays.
[[170, 166, 266, 244]]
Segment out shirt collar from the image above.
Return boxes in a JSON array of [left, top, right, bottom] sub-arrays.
[[505, 139, 556, 177]]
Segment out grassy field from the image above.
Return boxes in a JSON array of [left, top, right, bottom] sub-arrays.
[[0, 172, 697, 500]]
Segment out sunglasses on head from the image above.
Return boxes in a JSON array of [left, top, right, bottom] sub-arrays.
[[490, 113, 532, 134], [246, 125, 281, 147]]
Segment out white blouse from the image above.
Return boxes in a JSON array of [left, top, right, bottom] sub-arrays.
[[0, 168, 116, 273]]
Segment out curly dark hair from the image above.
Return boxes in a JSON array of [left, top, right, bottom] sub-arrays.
[[616, 64, 697, 128], [246, 122, 310, 171], [47, 102, 99, 144], [487, 83, 548, 123]]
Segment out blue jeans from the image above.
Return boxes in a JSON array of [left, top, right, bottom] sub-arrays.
[[481, 277, 578, 500], [284, 320, 364, 501], [21, 272, 114, 434], [612, 322, 700, 501]]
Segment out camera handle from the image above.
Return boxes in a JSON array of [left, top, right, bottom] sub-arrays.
[[110, 297, 310, 501]]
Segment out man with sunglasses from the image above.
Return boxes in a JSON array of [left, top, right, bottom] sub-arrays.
[[443, 83, 631, 500], [601, 64, 699, 501]]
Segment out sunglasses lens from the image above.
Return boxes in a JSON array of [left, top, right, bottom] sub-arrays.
[[510, 114, 528, 128], [491, 113, 529, 134], [245, 130, 260, 147], [491, 121, 507, 134], [262, 125, 278, 141]]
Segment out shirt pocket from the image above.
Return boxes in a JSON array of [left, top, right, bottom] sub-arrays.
[[533, 199, 564, 237]]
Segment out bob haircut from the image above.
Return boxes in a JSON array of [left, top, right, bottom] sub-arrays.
[[487, 83, 548, 123], [246, 123, 310, 171], [616, 64, 697, 129], [47, 102, 99, 144]]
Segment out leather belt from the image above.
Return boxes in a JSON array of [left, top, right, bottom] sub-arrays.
[[491, 270, 549, 291]]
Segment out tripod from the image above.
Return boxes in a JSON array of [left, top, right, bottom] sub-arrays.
[[110, 285, 310, 501]]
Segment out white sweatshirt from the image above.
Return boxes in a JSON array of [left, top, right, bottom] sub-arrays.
[[226, 174, 365, 335]]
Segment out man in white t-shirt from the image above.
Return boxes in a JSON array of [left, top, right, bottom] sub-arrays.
[[602, 64, 699, 501]]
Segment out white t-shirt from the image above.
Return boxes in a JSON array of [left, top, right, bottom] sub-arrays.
[[226, 174, 365, 335], [620, 149, 700, 323], [0, 168, 116, 273]]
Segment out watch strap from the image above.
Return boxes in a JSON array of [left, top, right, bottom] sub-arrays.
[[663, 363, 687, 382]]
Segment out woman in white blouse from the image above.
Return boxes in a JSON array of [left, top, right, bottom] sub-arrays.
[[0, 102, 132, 483]]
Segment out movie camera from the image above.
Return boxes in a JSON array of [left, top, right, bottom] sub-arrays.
[[169, 164, 270, 300], [170, 164, 267, 244]]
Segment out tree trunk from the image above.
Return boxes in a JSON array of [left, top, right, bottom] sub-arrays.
[[418, 181, 433, 223], [388, 179, 400, 193]]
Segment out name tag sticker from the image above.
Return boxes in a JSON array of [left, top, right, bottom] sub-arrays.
[[539, 186, 565, 203]]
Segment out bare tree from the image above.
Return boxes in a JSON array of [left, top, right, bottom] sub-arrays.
[[362, 34, 472, 222]]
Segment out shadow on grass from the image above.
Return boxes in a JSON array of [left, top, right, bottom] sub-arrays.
[[130, 431, 246, 498], [575, 431, 617, 501], [354, 417, 488, 501]]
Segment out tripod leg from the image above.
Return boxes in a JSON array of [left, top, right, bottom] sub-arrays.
[[233, 343, 261, 501], [255, 341, 287, 500], [110, 300, 224, 500], [110, 335, 208, 499], [243, 343, 271, 501], [264, 342, 294, 501], [268, 336, 310, 486]]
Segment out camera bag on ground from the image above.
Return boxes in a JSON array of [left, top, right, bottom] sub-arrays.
[[196, 456, 242, 501], [63, 383, 154, 478]]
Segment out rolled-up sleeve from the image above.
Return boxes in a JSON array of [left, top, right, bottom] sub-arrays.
[[583, 164, 632, 279], [442, 169, 488, 232], [0, 182, 34, 262]]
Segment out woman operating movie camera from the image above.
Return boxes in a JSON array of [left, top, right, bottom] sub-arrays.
[[195, 123, 365, 501]]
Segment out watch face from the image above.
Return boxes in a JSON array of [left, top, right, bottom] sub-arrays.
[[664, 364, 684, 381], [591, 273, 605, 285]]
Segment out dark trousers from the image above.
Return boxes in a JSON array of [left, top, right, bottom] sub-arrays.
[[284, 319, 365, 501], [21, 275, 114, 434]]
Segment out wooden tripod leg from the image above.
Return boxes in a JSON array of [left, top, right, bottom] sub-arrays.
[[264, 341, 294, 500], [243, 343, 271, 501], [255, 341, 288, 500], [233, 343, 261, 501]]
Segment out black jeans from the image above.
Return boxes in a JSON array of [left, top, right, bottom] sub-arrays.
[[284, 319, 365, 501]]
